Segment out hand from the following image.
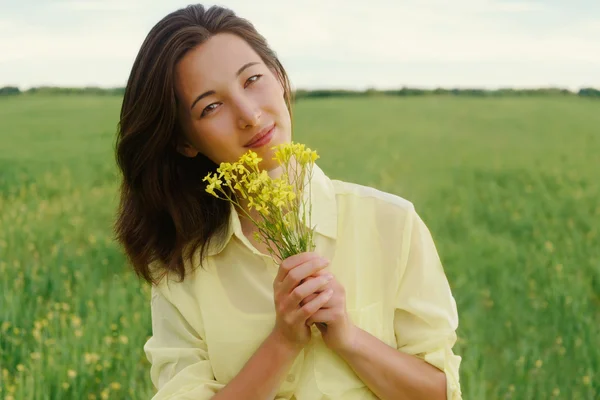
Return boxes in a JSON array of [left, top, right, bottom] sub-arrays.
[[272, 252, 334, 350], [300, 268, 358, 353]]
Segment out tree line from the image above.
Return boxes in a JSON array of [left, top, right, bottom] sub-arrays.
[[1, 85, 599, 98]]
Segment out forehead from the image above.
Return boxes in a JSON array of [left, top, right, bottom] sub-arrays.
[[175, 33, 262, 96]]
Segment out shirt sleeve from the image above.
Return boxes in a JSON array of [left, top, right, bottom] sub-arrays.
[[144, 283, 225, 399], [393, 206, 463, 400]]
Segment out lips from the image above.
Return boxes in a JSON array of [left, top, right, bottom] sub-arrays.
[[244, 123, 275, 147]]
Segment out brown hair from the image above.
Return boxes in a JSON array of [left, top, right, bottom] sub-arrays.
[[114, 4, 293, 285]]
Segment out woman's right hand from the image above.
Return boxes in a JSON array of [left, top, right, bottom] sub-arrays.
[[272, 252, 333, 349]]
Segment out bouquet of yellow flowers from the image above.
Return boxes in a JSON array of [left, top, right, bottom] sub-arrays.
[[202, 142, 320, 263]]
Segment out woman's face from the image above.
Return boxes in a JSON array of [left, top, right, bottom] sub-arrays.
[[174, 32, 292, 172]]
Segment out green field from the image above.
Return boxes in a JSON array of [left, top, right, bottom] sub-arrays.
[[1, 94, 598, 399]]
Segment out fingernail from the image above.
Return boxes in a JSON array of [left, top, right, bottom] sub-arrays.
[[324, 274, 333, 281]]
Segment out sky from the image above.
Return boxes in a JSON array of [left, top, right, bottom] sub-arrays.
[[1, 0, 599, 91]]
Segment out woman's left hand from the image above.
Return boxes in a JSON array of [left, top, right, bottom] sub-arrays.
[[300, 272, 358, 352]]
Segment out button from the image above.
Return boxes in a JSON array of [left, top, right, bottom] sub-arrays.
[[286, 374, 295, 382]]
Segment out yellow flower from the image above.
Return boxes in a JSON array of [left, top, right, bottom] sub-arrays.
[[218, 161, 233, 172], [233, 182, 247, 199], [274, 198, 285, 208], [236, 163, 247, 174], [258, 187, 271, 203], [273, 145, 292, 164], [202, 141, 319, 260], [241, 151, 262, 166], [246, 178, 261, 194], [68, 369, 77, 378], [258, 170, 270, 183], [205, 184, 216, 197], [84, 352, 100, 364]]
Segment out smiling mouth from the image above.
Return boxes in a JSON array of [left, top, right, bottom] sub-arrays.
[[244, 123, 276, 148]]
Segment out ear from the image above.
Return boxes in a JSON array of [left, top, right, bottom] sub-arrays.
[[176, 139, 199, 158]]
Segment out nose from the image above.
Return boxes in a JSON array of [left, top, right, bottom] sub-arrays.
[[236, 98, 261, 129]]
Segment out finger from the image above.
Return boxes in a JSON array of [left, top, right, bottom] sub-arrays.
[[300, 287, 335, 308], [273, 251, 320, 286], [287, 273, 333, 309], [295, 288, 333, 325], [301, 292, 320, 306], [280, 257, 330, 296], [299, 269, 331, 286], [299, 272, 335, 305], [306, 307, 337, 327], [299, 276, 332, 307]]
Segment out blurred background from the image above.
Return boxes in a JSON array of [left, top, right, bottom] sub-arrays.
[[1, 1, 599, 399]]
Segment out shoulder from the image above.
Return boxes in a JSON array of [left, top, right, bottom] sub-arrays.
[[148, 255, 204, 305], [331, 178, 417, 222]]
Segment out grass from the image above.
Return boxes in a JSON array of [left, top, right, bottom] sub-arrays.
[[0, 94, 598, 399]]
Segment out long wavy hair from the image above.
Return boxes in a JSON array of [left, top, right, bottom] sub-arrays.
[[114, 4, 293, 285]]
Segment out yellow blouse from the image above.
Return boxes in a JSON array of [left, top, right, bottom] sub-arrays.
[[144, 163, 462, 399]]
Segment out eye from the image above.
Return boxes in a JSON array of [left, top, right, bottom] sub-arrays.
[[245, 74, 263, 88], [200, 75, 263, 118], [201, 103, 220, 117]]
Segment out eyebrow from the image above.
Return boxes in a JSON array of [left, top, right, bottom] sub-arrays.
[[190, 61, 261, 111]]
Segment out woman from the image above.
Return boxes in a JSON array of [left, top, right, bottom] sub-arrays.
[[115, 4, 462, 400]]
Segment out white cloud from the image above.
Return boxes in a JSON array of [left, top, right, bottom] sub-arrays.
[[0, 0, 598, 89], [489, 2, 544, 12], [56, 0, 143, 11]]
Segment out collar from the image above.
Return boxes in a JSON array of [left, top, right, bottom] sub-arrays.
[[206, 162, 338, 257]]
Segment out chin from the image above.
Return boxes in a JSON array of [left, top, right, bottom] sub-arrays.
[[258, 157, 280, 171]]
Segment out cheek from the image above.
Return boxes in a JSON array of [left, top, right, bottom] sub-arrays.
[[260, 77, 285, 104], [264, 86, 290, 122], [190, 119, 229, 151], [198, 109, 236, 135]]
